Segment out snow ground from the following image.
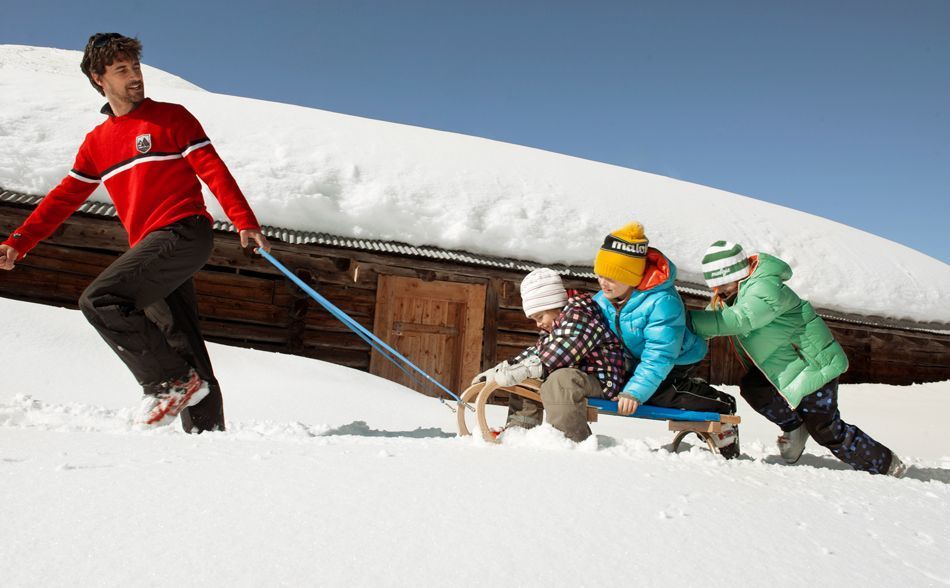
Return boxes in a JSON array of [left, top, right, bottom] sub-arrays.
[[1, 297, 948, 587], [1, 44, 948, 324]]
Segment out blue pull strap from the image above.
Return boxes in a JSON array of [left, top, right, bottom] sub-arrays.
[[257, 248, 462, 403]]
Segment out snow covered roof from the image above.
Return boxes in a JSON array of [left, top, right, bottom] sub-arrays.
[[2, 44, 948, 325], [5, 186, 946, 336], [0, 185, 679, 284]]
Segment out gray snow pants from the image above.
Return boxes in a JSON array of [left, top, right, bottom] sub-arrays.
[[77, 215, 224, 432], [506, 368, 606, 442]]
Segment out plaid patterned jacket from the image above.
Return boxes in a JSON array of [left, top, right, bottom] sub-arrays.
[[514, 292, 626, 399]]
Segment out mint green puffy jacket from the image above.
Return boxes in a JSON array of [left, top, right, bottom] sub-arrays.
[[688, 253, 848, 408]]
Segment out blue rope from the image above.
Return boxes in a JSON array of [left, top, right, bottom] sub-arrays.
[[257, 249, 462, 403]]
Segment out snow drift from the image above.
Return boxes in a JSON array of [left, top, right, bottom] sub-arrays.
[[1, 296, 949, 586]]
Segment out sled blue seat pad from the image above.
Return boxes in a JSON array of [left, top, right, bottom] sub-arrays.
[[586, 398, 723, 422]]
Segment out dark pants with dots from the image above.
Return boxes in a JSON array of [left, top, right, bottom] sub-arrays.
[[740, 367, 893, 474], [78, 215, 224, 432], [646, 364, 737, 415]]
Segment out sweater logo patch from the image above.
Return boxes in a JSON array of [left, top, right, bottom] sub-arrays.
[[135, 134, 152, 154]]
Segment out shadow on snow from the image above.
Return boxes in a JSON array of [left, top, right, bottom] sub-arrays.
[[322, 420, 455, 439], [763, 454, 950, 484]]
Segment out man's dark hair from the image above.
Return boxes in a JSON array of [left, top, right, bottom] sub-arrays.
[[80, 33, 143, 96]]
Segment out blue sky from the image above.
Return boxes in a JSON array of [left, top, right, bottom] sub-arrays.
[[5, 0, 949, 262]]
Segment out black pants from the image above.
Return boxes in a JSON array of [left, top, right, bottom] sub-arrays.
[[646, 364, 737, 415], [78, 215, 224, 432], [740, 367, 893, 474]]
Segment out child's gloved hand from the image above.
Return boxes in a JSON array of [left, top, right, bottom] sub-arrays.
[[470, 361, 508, 386], [492, 355, 543, 387]]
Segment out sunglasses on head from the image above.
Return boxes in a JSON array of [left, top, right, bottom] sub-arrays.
[[91, 33, 122, 48]]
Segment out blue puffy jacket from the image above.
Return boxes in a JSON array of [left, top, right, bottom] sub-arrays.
[[593, 249, 708, 402]]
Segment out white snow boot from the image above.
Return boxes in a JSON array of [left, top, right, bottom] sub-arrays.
[[136, 369, 209, 427], [886, 454, 907, 478], [777, 424, 809, 464]]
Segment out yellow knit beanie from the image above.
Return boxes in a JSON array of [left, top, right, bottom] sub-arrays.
[[594, 222, 649, 287]]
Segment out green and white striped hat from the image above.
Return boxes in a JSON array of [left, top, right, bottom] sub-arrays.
[[702, 241, 751, 287]]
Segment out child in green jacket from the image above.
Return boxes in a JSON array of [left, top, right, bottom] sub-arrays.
[[688, 241, 905, 477]]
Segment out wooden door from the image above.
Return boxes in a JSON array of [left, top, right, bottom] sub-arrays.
[[371, 276, 486, 397]]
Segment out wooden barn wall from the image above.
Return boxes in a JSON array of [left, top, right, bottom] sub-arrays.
[[0, 205, 375, 369], [0, 203, 531, 378], [2, 202, 949, 389]]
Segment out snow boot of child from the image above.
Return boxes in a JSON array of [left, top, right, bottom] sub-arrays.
[[490, 424, 526, 441], [886, 453, 908, 478], [137, 368, 210, 427], [710, 423, 740, 459], [777, 424, 809, 464]]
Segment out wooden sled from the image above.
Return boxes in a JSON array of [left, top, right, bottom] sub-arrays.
[[457, 378, 741, 456]]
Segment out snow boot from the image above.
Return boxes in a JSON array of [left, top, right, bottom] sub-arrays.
[[886, 453, 907, 478], [137, 369, 210, 427], [711, 423, 740, 460], [491, 424, 525, 440], [777, 424, 809, 464]]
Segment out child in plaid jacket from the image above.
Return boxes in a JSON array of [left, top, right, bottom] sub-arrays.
[[473, 268, 625, 442]]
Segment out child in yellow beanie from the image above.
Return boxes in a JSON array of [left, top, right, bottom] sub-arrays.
[[593, 221, 649, 287], [592, 222, 740, 457]]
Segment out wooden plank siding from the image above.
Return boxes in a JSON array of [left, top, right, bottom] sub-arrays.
[[2, 200, 949, 393], [370, 275, 486, 396]]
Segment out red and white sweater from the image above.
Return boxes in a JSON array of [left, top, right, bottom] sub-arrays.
[[3, 98, 260, 258]]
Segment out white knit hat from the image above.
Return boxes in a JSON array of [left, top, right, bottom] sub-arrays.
[[520, 268, 568, 317], [702, 240, 751, 287]]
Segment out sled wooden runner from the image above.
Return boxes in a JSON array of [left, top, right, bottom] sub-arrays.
[[457, 379, 740, 456]]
